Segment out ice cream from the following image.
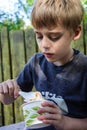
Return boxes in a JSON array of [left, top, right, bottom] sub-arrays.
[[19, 91, 44, 103], [27, 91, 44, 102]]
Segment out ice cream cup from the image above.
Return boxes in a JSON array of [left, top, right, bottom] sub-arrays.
[[22, 100, 50, 129]]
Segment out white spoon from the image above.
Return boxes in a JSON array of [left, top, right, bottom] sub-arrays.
[[19, 91, 34, 99]]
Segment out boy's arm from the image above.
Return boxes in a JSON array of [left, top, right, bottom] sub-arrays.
[[62, 116, 87, 130], [0, 79, 20, 104]]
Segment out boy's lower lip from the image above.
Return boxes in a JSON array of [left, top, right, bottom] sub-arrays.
[[44, 53, 54, 58]]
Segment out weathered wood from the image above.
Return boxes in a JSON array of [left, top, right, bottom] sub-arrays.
[[0, 27, 36, 126], [0, 31, 5, 126]]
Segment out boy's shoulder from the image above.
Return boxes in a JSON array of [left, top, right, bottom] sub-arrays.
[[76, 51, 87, 63], [73, 50, 87, 69]]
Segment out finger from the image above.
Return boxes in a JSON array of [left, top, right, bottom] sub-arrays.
[[38, 115, 61, 128], [6, 80, 14, 97], [2, 85, 9, 94], [38, 107, 57, 114], [42, 100, 58, 108], [0, 85, 4, 94], [38, 113, 63, 128], [13, 79, 20, 98], [38, 113, 62, 120], [42, 118, 58, 126], [45, 113, 62, 120], [0, 79, 20, 99], [38, 105, 62, 115], [0, 82, 9, 94]]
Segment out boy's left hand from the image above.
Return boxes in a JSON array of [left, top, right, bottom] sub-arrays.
[[37, 101, 65, 130]]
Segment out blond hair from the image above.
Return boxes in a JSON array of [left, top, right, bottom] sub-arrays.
[[31, 0, 84, 32]]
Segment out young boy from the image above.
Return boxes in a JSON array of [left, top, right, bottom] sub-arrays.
[[0, 0, 87, 130]]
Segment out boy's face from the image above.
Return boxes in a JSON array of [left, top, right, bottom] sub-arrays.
[[34, 25, 76, 65]]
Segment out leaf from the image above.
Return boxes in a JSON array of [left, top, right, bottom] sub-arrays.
[[32, 106, 40, 111], [26, 119, 34, 126], [24, 109, 30, 114], [26, 0, 34, 6], [24, 114, 28, 119], [30, 114, 38, 118]]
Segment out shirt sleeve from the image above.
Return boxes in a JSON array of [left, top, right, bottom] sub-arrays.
[[16, 55, 35, 92]]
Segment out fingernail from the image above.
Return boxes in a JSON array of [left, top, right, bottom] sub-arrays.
[[14, 93, 18, 99]]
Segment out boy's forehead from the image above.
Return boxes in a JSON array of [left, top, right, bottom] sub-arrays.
[[34, 25, 66, 33]]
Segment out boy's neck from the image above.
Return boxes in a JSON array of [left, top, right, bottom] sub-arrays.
[[53, 49, 74, 66]]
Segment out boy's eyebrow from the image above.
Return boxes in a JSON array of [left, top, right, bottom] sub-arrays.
[[46, 32, 64, 35], [34, 30, 65, 35]]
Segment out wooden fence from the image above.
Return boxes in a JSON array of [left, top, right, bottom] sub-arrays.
[[0, 27, 37, 126], [0, 23, 87, 126]]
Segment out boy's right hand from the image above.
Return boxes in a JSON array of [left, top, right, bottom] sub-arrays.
[[0, 79, 20, 99]]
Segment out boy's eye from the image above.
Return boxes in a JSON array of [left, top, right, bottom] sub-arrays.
[[49, 36, 60, 41], [36, 34, 43, 40], [35, 32, 64, 42], [48, 34, 63, 42]]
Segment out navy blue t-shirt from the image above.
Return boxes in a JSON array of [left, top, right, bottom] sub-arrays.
[[17, 49, 87, 130]]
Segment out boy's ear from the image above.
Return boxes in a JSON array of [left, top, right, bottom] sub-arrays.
[[73, 26, 82, 40]]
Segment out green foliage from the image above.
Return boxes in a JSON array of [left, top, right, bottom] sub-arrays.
[[0, 0, 87, 31], [81, 0, 87, 23], [0, 0, 28, 31], [0, 19, 25, 31], [26, 0, 34, 6], [84, 12, 87, 23]]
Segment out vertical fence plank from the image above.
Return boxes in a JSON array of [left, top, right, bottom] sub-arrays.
[[24, 29, 36, 61], [7, 27, 16, 124], [24, 29, 37, 92], [0, 27, 16, 125], [10, 30, 26, 123], [0, 31, 5, 126]]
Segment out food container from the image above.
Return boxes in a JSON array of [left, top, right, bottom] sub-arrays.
[[22, 100, 50, 129]]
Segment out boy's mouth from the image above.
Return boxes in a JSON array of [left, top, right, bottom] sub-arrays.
[[44, 53, 54, 58]]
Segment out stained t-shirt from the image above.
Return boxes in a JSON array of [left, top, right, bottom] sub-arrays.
[[17, 49, 87, 130]]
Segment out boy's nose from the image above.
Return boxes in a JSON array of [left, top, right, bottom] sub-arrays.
[[42, 37, 50, 49]]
